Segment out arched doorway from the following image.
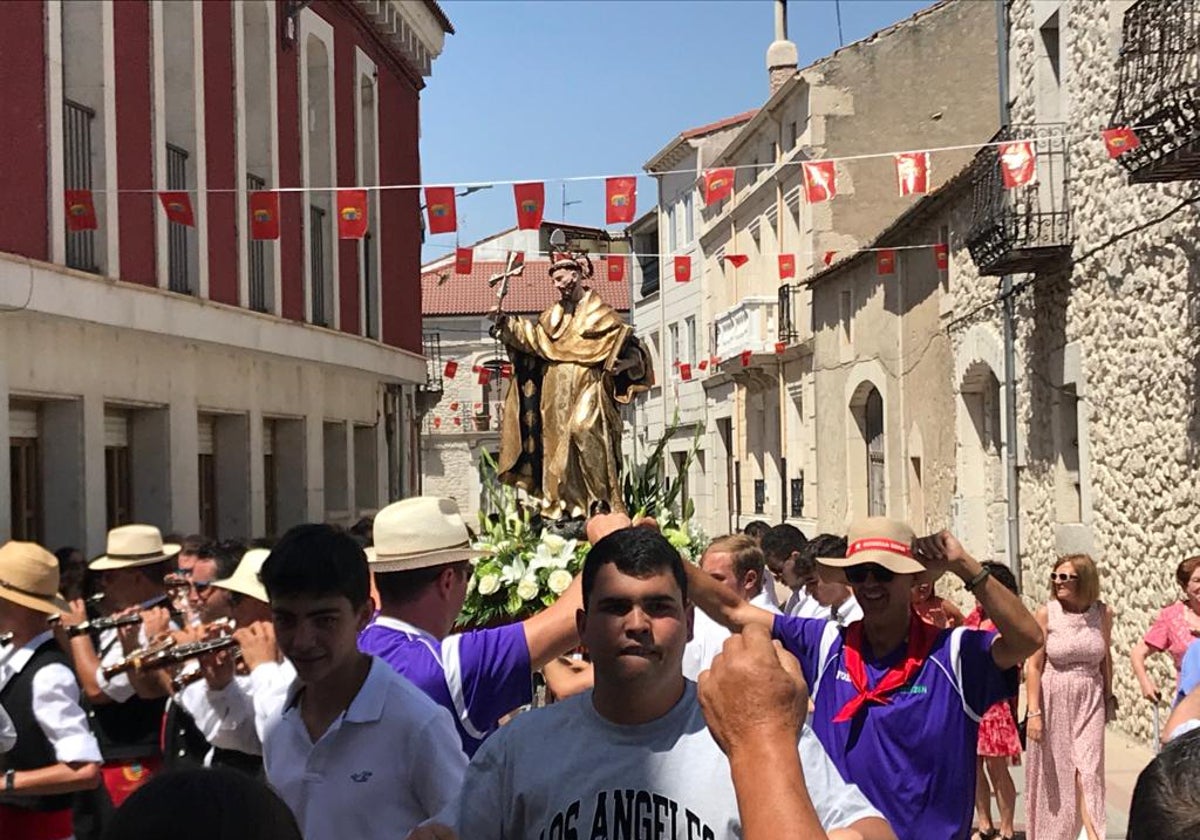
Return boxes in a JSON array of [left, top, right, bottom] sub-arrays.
[[865, 388, 885, 517]]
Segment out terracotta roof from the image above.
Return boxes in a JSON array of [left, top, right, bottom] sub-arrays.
[[422, 261, 631, 316], [681, 109, 759, 140]]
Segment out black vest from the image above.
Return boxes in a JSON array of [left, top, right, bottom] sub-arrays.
[[0, 639, 78, 812], [85, 630, 165, 761]]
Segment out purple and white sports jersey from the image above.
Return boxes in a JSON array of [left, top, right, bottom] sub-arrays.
[[359, 616, 532, 756], [773, 615, 1015, 840]]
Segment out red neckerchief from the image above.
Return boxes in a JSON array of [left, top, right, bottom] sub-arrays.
[[833, 609, 943, 723]]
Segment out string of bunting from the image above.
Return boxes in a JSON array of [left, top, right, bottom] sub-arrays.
[[62, 126, 1144, 241]]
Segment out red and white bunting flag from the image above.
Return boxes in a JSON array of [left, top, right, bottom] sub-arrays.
[[933, 243, 949, 271], [740, 350, 753, 367], [454, 247, 473, 275], [802, 161, 837, 203], [337, 189, 368, 239], [1101, 127, 1141, 159], [65, 190, 98, 232], [674, 256, 691, 283], [703, 168, 735, 206], [158, 191, 195, 227], [443, 361, 458, 379], [424, 186, 457, 234], [876, 249, 897, 276], [606, 255, 626, 283], [680, 363, 692, 381], [894, 152, 930, 196], [724, 254, 749, 268], [823, 251, 837, 266], [998, 142, 1036, 188], [605, 177, 637, 225], [778, 254, 796, 279]]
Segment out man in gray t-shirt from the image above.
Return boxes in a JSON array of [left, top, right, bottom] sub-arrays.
[[446, 527, 894, 840]]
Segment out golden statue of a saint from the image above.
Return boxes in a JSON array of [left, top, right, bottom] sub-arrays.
[[487, 250, 653, 520]]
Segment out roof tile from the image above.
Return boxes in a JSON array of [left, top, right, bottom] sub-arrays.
[[422, 260, 631, 316]]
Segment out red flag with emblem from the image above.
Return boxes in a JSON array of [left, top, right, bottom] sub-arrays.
[[444, 361, 458, 379], [703, 168, 735, 206], [998, 142, 1036, 188], [724, 254, 748, 268], [710, 355, 720, 368], [501, 363, 513, 379], [876, 249, 897, 276], [823, 251, 837, 266], [607, 255, 626, 283], [158, 191, 194, 226], [894, 152, 930, 196], [698, 359, 709, 371], [933, 243, 949, 271], [478, 368, 491, 385], [803, 161, 837, 203], [1101, 127, 1141, 159], [774, 341, 787, 354], [454, 247, 473, 275], [680, 363, 692, 381], [778, 254, 796, 279], [674, 256, 691, 283], [453, 417, 462, 427], [513, 182, 545, 230], [424, 186, 457, 234], [433, 417, 442, 429], [65, 190, 97, 232], [248, 190, 280, 240], [605, 177, 637, 225], [337, 189, 368, 238], [740, 350, 753, 367]]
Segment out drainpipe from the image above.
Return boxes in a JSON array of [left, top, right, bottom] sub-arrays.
[[995, 0, 1021, 584]]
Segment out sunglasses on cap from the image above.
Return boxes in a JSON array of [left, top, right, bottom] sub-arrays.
[[1050, 572, 1078, 583], [844, 564, 896, 585]]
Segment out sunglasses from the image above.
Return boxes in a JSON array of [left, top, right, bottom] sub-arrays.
[[845, 564, 896, 585], [1050, 572, 1079, 583]]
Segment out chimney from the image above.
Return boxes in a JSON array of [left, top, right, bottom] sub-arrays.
[[766, 0, 798, 94]]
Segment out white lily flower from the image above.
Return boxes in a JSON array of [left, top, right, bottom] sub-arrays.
[[541, 533, 566, 553], [529, 542, 558, 572], [547, 569, 573, 595], [499, 558, 527, 585]]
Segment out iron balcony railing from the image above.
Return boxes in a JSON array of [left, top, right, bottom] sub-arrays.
[[363, 231, 378, 339], [965, 124, 1072, 277], [247, 172, 268, 312], [64, 99, 96, 273], [309, 204, 327, 326], [778, 283, 805, 345], [166, 143, 191, 294], [638, 255, 660, 297], [1110, 0, 1200, 183], [422, 331, 444, 392]]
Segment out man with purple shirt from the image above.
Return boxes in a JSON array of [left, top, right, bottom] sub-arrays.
[[686, 517, 1043, 840], [358, 497, 582, 756]]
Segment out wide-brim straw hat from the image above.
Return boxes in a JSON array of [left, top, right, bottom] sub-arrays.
[[367, 497, 484, 573], [818, 517, 927, 576], [90, 524, 181, 570], [211, 548, 270, 604], [0, 541, 70, 615]]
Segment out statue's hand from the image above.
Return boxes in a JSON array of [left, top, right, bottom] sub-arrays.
[[486, 307, 506, 325]]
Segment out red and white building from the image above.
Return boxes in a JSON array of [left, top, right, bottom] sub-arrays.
[[0, 0, 452, 550]]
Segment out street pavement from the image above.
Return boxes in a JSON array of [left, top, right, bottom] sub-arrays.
[[997, 725, 1154, 839]]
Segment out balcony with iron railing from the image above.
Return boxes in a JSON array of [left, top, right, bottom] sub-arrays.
[[64, 99, 97, 273], [777, 283, 806, 345], [712, 295, 779, 361], [964, 124, 1072, 277], [167, 143, 192, 294], [1110, 0, 1200, 183], [421, 331, 444, 392]]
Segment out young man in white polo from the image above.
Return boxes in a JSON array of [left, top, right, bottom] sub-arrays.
[[259, 523, 466, 840], [448, 527, 893, 840], [359, 496, 583, 756], [0, 541, 103, 839]]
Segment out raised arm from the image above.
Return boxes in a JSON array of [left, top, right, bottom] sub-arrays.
[[521, 572, 582, 670], [912, 532, 1043, 670], [686, 562, 776, 634]]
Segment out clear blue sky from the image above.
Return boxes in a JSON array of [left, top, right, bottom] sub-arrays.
[[419, 0, 932, 262]]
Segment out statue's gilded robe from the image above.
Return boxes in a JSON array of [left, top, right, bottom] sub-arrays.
[[495, 289, 652, 518]]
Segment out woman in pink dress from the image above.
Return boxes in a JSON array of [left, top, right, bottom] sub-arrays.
[[967, 563, 1022, 840], [1025, 554, 1115, 840], [1131, 555, 1200, 703]]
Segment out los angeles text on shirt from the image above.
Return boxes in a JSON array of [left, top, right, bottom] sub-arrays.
[[537, 789, 716, 840]]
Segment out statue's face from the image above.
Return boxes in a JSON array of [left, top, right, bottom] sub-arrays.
[[551, 267, 583, 302]]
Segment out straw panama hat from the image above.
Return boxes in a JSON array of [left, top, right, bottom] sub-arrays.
[[90, 524, 181, 571], [0, 541, 70, 615], [367, 497, 484, 573], [211, 548, 270, 604], [818, 517, 927, 575]]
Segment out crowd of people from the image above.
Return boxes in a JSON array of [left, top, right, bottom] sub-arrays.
[[2, 501, 1200, 839]]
